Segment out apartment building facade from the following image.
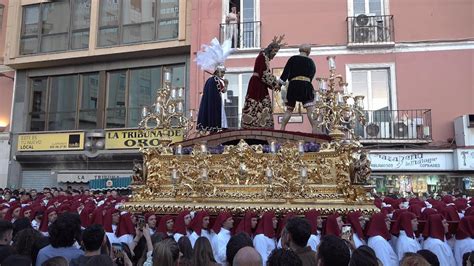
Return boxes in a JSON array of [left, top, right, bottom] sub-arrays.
[[5, 0, 191, 189], [189, 0, 474, 195]]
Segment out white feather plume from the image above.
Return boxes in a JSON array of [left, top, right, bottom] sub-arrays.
[[195, 38, 234, 72]]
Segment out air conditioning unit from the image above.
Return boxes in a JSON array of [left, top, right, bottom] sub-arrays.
[[365, 122, 390, 139], [393, 120, 417, 139], [354, 14, 374, 43], [454, 114, 474, 146]]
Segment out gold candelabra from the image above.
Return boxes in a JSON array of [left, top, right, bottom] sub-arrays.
[[139, 68, 194, 139], [312, 56, 366, 141]]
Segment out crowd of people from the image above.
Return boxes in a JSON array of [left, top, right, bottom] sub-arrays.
[[0, 186, 473, 266]]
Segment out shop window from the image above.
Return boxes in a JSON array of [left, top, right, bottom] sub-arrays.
[[20, 0, 91, 55], [372, 174, 468, 196]]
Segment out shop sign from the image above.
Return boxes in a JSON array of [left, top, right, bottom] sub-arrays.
[[17, 132, 84, 151], [369, 152, 453, 171], [55, 170, 133, 183], [455, 148, 474, 170], [105, 128, 184, 149]]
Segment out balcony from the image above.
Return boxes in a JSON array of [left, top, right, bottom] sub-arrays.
[[219, 21, 261, 49], [355, 109, 432, 143], [347, 15, 394, 47]]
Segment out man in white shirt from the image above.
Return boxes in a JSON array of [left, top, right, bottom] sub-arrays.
[[366, 213, 398, 266], [395, 212, 421, 260], [212, 212, 234, 264], [422, 214, 456, 266], [454, 216, 474, 266], [253, 212, 278, 266], [304, 210, 322, 251], [189, 211, 213, 248]]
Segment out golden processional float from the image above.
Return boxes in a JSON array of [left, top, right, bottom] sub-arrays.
[[125, 56, 377, 216]]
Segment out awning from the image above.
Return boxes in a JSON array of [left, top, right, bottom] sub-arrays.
[[89, 177, 132, 191]]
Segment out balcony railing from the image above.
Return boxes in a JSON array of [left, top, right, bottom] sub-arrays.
[[219, 21, 261, 49], [347, 15, 394, 46], [354, 109, 432, 142]]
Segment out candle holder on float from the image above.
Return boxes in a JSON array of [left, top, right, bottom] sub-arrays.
[[138, 68, 194, 140], [312, 56, 366, 142]]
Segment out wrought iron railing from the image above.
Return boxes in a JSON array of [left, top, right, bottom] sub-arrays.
[[354, 109, 432, 141], [219, 21, 261, 49], [347, 15, 394, 45]]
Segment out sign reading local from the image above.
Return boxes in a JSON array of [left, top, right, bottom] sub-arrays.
[[105, 128, 183, 149], [17, 132, 84, 151], [369, 152, 453, 171]]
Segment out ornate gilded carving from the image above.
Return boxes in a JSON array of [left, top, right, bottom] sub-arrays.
[[126, 56, 377, 214], [128, 137, 376, 212]]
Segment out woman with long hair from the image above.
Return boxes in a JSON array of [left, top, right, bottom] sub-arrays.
[[151, 238, 180, 266], [192, 237, 218, 266], [178, 237, 193, 266]]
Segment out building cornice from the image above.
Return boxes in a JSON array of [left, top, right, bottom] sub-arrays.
[[228, 40, 474, 59]]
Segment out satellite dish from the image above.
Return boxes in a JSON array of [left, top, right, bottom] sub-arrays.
[[366, 123, 380, 137], [356, 14, 369, 26]]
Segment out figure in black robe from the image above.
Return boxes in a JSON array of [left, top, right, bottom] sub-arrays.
[[197, 75, 228, 131], [279, 44, 318, 133]]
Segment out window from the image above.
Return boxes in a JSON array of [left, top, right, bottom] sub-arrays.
[[98, 0, 179, 47], [48, 75, 79, 130], [30, 78, 48, 131], [20, 0, 91, 55], [347, 64, 396, 138], [122, 0, 155, 43], [41, 1, 70, 53], [157, 0, 179, 40], [79, 74, 100, 129], [29, 73, 99, 131], [352, 0, 384, 15], [0, 4, 5, 30], [28, 64, 185, 131], [71, 0, 92, 50], [105, 64, 185, 128], [106, 71, 127, 128], [128, 67, 161, 126], [350, 69, 390, 111], [220, 0, 260, 48], [223, 72, 251, 128], [98, 0, 120, 46]]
